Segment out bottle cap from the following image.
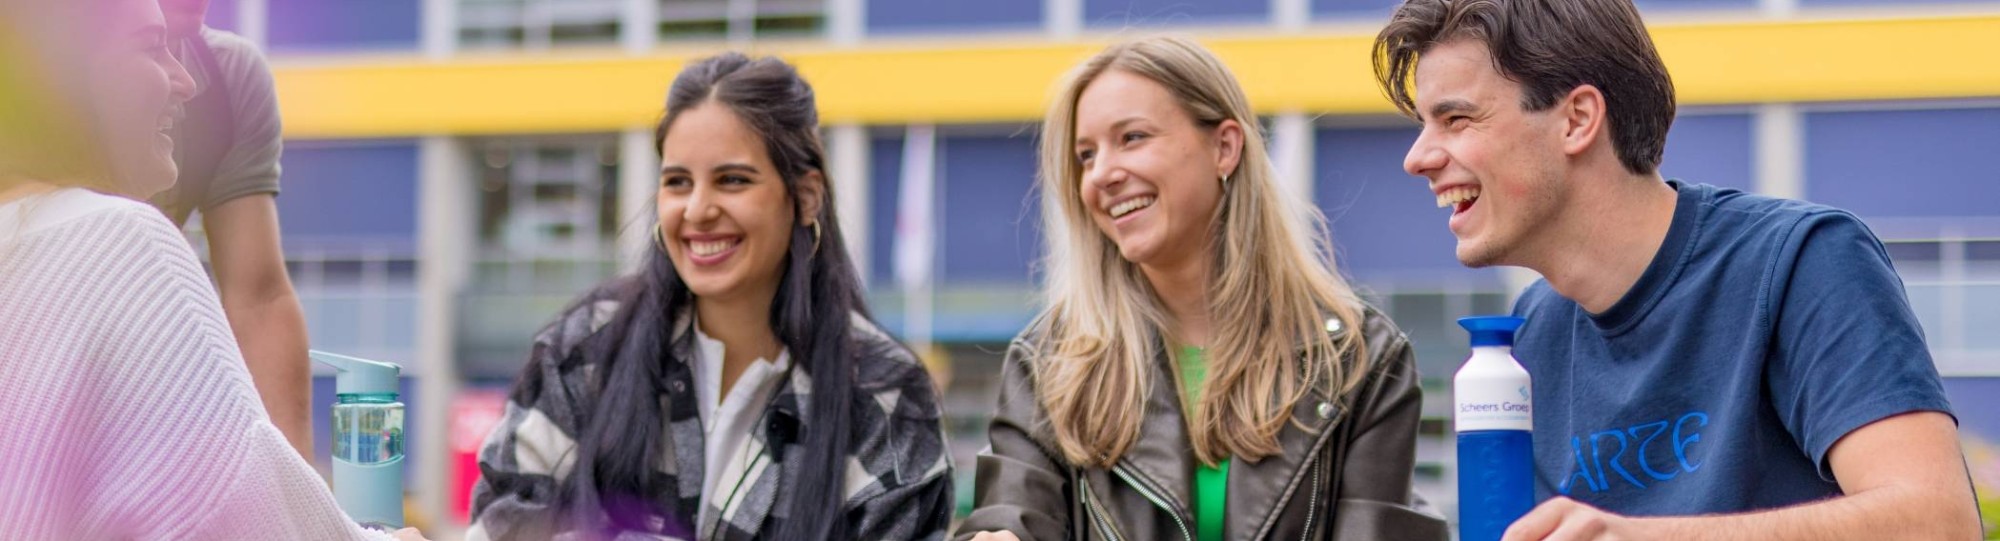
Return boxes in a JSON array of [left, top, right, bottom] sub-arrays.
[[309, 350, 401, 396], [1458, 316, 1525, 347]]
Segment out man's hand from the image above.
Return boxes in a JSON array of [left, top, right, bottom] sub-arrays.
[[968, 531, 1022, 541], [1502, 497, 1652, 541], [1499, 412, 1977, 541]]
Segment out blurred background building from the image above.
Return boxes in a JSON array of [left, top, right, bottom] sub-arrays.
[[189, 0, 2000, 536]]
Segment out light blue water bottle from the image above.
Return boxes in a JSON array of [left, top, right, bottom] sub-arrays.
[[310, 350, 406, 530], [1454, 316, 1533, 541]]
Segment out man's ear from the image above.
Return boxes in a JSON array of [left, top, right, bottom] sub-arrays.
[[1559, 84, 1608, 157]]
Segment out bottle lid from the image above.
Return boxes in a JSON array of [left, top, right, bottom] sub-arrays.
[[309, 350, 401, 396], [1458, 316, 1525, 347]]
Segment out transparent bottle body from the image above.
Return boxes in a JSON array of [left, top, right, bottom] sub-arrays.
[[331, 394, 404, 465]]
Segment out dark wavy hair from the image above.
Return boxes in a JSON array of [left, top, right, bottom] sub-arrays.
[[557, 51, 872, 541], [1373, 0, 1676, 175]]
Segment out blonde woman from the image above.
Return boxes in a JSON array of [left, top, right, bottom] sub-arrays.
[[958, 37, 1447, 541]]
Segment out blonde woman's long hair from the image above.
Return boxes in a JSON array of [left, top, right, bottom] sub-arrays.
[[1033, 36, 1371, 468]]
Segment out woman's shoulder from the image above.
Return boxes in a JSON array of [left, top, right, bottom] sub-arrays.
[[3, 189, 202, 288], [839, 313, 952, 496], [844, 313, 932, 395], [3, 188, 174, 240], [530, 274, 648, 361], [1350, 302, 1411, 352]]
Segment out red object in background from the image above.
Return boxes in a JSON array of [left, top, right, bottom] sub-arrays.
[[450, 390, 509, 525]]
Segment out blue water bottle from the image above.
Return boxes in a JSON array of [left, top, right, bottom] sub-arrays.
[[310, 350, 406, 530], [1454, 316, 1533, 541]]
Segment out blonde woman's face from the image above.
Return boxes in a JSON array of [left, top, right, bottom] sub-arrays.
[[1072, 69, 1236, 270]]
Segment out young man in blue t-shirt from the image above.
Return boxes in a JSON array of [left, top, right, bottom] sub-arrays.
[[1374, 0, 1979, 539]]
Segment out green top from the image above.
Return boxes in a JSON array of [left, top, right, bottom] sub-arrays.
[[1179, 346, 1229, 541]]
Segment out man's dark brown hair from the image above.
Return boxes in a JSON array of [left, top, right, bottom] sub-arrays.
[[1373, 0, 1676, 175]]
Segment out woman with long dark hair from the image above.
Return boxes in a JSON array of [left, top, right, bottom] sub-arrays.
[[467, 52, 953, 541]]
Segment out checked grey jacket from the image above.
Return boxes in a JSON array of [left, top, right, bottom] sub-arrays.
[[467, 278, 954, 541]]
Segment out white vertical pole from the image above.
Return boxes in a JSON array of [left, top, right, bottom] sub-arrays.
[[422, 0, 458, 59], [415, 135, 472, 536], [619, 128, 661, 272], [236, 0, 268, 47], [1271, 112, 1316, 205], [1046, 0, 1081, 39], [1754, 103, 1804, 199], [1939, 233, 1967, 374], [727, 0, 755, 49], [826, 0, 865, 46], [1760, 0, 1797, 18], [827, 124, 872, 280], [894, 125, 938, 355], [621, 0, 659, 53], [1271, 0, 1308, 32]]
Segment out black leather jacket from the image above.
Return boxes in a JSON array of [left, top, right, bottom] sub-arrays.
[[960, 305, 1450, 541]]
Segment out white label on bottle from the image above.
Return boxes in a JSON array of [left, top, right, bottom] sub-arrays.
[[1455, 349, 1533, 432]]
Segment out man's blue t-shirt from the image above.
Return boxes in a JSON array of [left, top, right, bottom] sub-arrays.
[[1511, 181, 1954, 515]]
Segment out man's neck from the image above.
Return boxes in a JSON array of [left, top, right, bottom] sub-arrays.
[[1529, 172, 1679, 315]]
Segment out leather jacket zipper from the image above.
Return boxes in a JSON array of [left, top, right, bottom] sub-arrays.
[[1111, 463, 1194, 541]]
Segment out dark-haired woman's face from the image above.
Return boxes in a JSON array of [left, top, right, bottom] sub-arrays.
[[658, 102, 823, 306]]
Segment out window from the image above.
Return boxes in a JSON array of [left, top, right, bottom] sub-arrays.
[[657, 0, 825, 43], [458, 136, 626, 375], [1880, 238, 2000, 373], [470, 136, 624, 292], [459, 0, 624, 49], [865, 0, 1040, 35]]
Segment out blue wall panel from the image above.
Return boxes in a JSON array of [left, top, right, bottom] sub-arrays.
[[939, 132, 1042, 285], [1942, 378, 2000, 451], [869, 134, 904, 287], [1805, 107, 2000, 219], [206, 0, 240, 33], [1315, 126, 1497, 286], [276, 139, 420, 251], [267, 0, 420, 51], [1660, 113, 1755, 193], [1086, 0, 1267, 28], [867, 0, 1042, 34], [1313, 0, 1399, 18]]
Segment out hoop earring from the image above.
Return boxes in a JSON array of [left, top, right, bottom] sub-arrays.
[[810, 221, 823, 255], [655, 223, 669, 253], [1220, 173, 1230, 186]]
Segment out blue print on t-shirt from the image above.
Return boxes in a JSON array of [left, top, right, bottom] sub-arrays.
[[1557, 411, 1708, 495]]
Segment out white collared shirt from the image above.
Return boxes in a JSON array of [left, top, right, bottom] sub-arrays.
[[691, 322, 792, 531]]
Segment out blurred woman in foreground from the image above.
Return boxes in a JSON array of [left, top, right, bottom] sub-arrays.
[[0, 0, 424, 539]]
